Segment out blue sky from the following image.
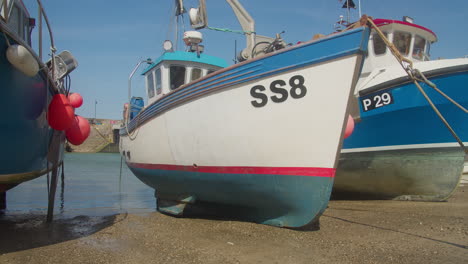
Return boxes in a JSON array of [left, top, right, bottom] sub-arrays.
[[24, 0, 467, 120]]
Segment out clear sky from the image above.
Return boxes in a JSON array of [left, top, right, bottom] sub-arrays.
[[24, 0, 468, 120]]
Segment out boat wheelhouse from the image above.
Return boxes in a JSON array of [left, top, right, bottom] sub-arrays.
[[141, 51, 227, 107], [361, 18, 437, 76]]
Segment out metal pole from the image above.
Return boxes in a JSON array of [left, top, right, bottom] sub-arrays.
[[46, 166, 58, 222], [346, 0, 350, 24], [128, 62, 144, 103], [38, 5, 42, 60], [0, 192, 5, 210], [94, 100, 97, 120], [358, 0, 362, 18], [3, 0, 8, 22], [127, 60, 152, 124]]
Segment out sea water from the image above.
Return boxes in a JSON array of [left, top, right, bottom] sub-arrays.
[[3, 153, 155, 218]]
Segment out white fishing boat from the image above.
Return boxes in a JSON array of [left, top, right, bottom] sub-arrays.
[[120, 0, 370, 228]]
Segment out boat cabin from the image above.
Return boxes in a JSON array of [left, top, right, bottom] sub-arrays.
[[140, 50, 227, 106], [362, 18, 438, 75], [0, 0, 34, 46]]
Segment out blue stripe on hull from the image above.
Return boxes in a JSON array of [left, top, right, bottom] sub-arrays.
[[128, 165, 334, 228], [344, 71, 468, 149], [0, 33, 53, 177]]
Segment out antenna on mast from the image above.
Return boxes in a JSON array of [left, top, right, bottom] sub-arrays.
[[340, 0, 357, 24], [233, 39, 238, 64]]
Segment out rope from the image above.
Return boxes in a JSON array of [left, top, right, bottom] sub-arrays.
[[414, 69, 468, 113], [206, 26, 255, 35], [125, 113, 141, 141], [367, 18, 468, 154], [91, 123, 113, 144], [410, 75, 467, 154]]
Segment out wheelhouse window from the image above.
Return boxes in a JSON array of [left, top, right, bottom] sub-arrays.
[[425, 40, 431, 60], [170, 65, 186, 90], [412, 35, 426, 60], [372, 32, 388, 55], [393, 31, 412, 56], [207, 69, 216, 75], [191, 68, 202, 82], [155, 68, 162, 95], [146, 71, 155, 98]]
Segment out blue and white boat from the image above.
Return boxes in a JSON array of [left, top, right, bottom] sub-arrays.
[[0, 0, 78, 209], [334, 18, 468, 201], [120, 0, 370, 229]]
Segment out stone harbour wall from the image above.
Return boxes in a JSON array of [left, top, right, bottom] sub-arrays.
[[67, 118, 121, 153]]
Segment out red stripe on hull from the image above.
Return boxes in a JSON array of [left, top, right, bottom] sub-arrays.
[[373, 18, 437, 39], [127, 162, 336, 178]]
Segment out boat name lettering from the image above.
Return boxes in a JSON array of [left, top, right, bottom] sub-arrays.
[[250, 75, 307, 107], [361, 91, 394, 112]]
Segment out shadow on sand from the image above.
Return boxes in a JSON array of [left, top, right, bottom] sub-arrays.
[[0, 213, 124, 254]]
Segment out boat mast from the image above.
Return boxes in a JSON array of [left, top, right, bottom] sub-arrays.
[[358, 0, 362, 18], [346, 0, 350, 23], [174, 0, 186, 50], [188, 0, 275, 60]]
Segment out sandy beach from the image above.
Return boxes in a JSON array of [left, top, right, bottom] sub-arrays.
[[1, 180, 467, 264]]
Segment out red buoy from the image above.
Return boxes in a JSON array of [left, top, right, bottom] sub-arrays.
[[47, 94, 75, 131], [344, 115, 355, 139], [68, 93, 83, 108], [66, 115, 90, 145]]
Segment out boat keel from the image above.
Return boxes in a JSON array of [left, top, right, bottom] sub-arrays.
[[156, 194, 196, 216]]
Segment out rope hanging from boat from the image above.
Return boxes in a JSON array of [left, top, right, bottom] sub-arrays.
[[414, 70, 468, 114], [206, 26, 255, 35], [91, 123, 114, 144], [367, 18, 468, 154], [124, 111, 141, 141]]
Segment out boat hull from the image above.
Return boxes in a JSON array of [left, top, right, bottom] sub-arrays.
[[0, 29, 56, 193], [335, 148, 464, 201], [337, 60, 468, 201], [121, 28, 370, 228], [129, 164, 334, 227]]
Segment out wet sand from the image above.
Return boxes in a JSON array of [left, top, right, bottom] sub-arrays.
[[1, 183, 467, 263]]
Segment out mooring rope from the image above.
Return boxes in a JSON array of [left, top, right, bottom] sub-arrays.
[[367, 18, 468, 154], [206, 26, 255, 35]]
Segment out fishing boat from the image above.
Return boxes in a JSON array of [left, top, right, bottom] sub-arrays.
[[0, 0, 81, 216], [334, 16, 468, 201], [120, 0, 370, 228]]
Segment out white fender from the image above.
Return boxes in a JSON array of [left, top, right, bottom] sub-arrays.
[[6, 44, 39, 77]]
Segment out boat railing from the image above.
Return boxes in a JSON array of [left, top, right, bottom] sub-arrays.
[[127, 59, 153, 125], [36, 0, 56, 80], [2, 1, 7, 21]]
